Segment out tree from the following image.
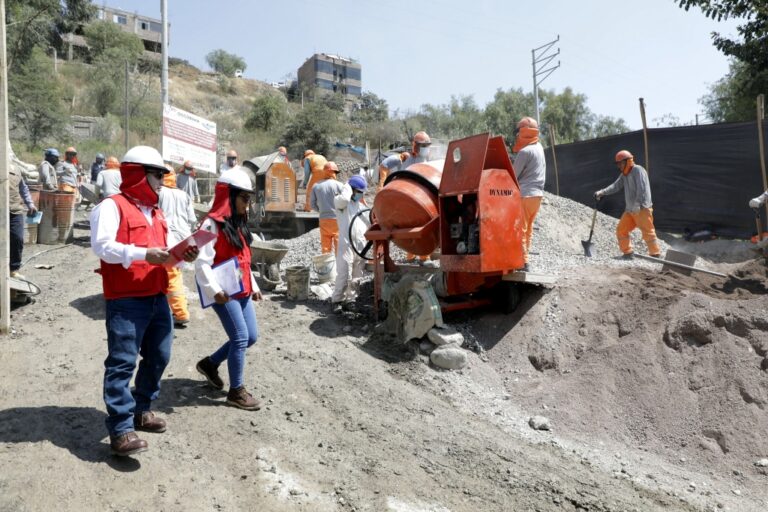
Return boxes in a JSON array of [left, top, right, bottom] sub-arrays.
[[677, 1, 768, 71], [483, 88, 534, 142], [350, 91, 388, 124], [590, 115, 630, 137], [245, 94, 286, 132], [281, 103, 342, 156], [6, 0, 95, 70], [699, 59, 764, 122], [9, 47, 66, 149], [539, 87, 593, 144], [205, 49, 247, 76], [83, 20, 143, 64]]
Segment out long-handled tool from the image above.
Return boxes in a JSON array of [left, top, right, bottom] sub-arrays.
[[754, 207, 763, 243], [581, 199, 600, 257]]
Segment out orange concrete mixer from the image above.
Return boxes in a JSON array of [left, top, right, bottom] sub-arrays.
[[364, 133, 532, 316]]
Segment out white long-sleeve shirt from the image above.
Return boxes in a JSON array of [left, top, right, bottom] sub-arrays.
[[89, 197, 155, 268], [194, 217, 259, 304], [159, 187, 196, 246]]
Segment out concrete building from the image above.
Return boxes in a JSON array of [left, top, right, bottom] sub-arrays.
[[62, 5, 168, 60], [297, 54, 362, 98]]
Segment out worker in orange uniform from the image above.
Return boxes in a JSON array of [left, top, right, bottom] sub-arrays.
[[159, 166, 197, 327], [310, 161, 344, 254], [510, 117, 546, 272], [397, 131, 435, 266], [303, 150, 328, 212], [595, 150, 661, 259], [377, 152, 408, 191]]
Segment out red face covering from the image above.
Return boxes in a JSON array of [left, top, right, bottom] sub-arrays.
[[120, 163, 160, 207], [512, 126, 540, 153], [207, 182, 234, 222]]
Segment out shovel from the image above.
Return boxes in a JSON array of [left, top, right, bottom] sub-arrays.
[[755, 207, 763, 243], [582, 199, 600, 258]]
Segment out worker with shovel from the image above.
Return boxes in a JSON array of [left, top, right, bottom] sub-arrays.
[[594, 150, 661, 259]]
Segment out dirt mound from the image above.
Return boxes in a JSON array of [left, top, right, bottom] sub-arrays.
[[462, 258, 768, 503]]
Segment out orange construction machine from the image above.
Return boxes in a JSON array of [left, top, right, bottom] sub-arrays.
[[363, 132, 544, 316]]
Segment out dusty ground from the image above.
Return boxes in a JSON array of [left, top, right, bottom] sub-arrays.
[[1, 211, 767, 512]]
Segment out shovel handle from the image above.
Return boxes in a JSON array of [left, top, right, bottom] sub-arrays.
[[755, 208, 763, 242]]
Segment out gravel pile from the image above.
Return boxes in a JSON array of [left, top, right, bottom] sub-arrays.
[[269, 192, 684, 277]]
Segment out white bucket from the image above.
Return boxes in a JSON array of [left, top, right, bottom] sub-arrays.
[[312, 253, 336, 284], [285, 265, 310, 301]]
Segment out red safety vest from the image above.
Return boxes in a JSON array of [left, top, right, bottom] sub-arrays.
[[100, 194, 169, 299], [212, 228, 252, 299]]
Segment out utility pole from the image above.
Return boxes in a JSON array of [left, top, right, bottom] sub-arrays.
[[160, 0, 169, 106], [531, 35, 560, 124], [0, 0, 9, 333]]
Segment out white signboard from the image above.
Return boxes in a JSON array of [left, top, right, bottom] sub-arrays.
[[162, 104, 217, 174]]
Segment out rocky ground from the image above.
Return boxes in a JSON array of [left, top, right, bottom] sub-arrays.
[[1, 193, 767, 512]]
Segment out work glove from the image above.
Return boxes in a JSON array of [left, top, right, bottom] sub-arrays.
[[594, 190, 603, 201], [749, 197, 763, 209]]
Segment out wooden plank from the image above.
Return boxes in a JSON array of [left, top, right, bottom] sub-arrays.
[[502, 271, 557, 285]]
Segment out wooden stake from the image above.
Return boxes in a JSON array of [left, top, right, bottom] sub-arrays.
[[548, 124, 560, 196], [757, 94, 768, 223], [639, 98, 650, 172], [0, 0, 10, 333]]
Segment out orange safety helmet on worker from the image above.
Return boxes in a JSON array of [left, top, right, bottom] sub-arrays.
[[595, 149, 660, 258], [105, 156, 120, 169], [303, 153, 328, 212]]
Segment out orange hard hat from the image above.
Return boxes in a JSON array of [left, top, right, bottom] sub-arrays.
[[226, 149, 238, 158], [303, 149, 315, 158], [615, 150, 634, 162], [413, 131, 431, 145], [399, 152, 409, 162], [517, 116, 538, 129], [323, 161, 339, 173], [65, 146, 77, 154], [105, 156, 120, 169], [163, 166, 177, 187]]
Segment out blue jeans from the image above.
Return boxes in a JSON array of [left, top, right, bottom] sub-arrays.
[[104, 294, 173, 437], [9, 213, 24, 272], [210, 296, 259, 389]]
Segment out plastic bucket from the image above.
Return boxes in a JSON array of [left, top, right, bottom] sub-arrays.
[[312, 253, 336, 284], [24, 223, 38, 244], [285, 265, 310, 301]]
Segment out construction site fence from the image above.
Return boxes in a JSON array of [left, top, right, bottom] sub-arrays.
[[543, 119, 768, 239]]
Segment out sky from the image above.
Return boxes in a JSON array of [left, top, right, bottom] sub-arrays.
[[107, 0, 741, 130]]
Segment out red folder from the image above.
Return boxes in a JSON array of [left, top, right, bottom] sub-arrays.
[[166, 228, 217, 267]]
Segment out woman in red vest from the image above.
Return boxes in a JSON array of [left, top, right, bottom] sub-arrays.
[[195, 167, 264, 410]]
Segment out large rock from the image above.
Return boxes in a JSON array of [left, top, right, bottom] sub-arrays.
[[430, 345, 468, 370], [427, 326, 464, 346]]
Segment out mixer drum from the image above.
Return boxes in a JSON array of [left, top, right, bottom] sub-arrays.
[[372, 162, 443, 256]]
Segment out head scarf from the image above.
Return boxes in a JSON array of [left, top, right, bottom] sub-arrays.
[[207, 182, 252, 250], [512, 126, 540, 153], [119, 163, 160, 207]]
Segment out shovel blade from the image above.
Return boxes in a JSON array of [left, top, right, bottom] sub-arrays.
[[581, 240, 594, 258]]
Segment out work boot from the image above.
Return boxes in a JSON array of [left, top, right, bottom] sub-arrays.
[[134, 411, 166, 433], [110, 431, 148, 456], [226, 386, 263, 411], [174, 317, 189, 329], [196, 356, 224, 390], [621, 253, 634, 260]]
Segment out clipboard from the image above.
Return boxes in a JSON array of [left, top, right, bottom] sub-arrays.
[[165, 228, 217, 267], [196, 257, 244, 308]]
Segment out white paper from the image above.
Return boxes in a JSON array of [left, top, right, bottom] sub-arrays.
[[197, 257, 243, 308]]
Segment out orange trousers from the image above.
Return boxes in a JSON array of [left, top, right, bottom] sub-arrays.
[[319, 218, 339, 254], [521, 196, 542, 263], [166, 266, 189, 321], [616, 208, 660, 256]]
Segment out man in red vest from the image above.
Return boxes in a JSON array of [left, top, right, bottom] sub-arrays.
[[90, 145, 199, 456]]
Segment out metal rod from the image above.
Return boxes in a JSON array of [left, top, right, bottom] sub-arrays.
[[633, 253, 727, 278], [160, 0, 169, 105], [124, 60, 129, 151], [548, 124, 560, 195]]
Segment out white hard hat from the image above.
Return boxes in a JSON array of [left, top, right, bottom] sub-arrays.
[[217, 166, 254, 192], [121, 145, 168, 172]]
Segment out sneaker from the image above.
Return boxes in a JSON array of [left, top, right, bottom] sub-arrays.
[[226, 386, 263, 411], [133, 411, 166, 433], [621, 253, 635, 260], [196, 356, 224, 390], [110, 431, 148, 456], [649, 253, 661, 258]]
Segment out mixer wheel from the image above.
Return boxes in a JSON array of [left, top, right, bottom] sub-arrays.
[[494, 282, 521, 314]]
